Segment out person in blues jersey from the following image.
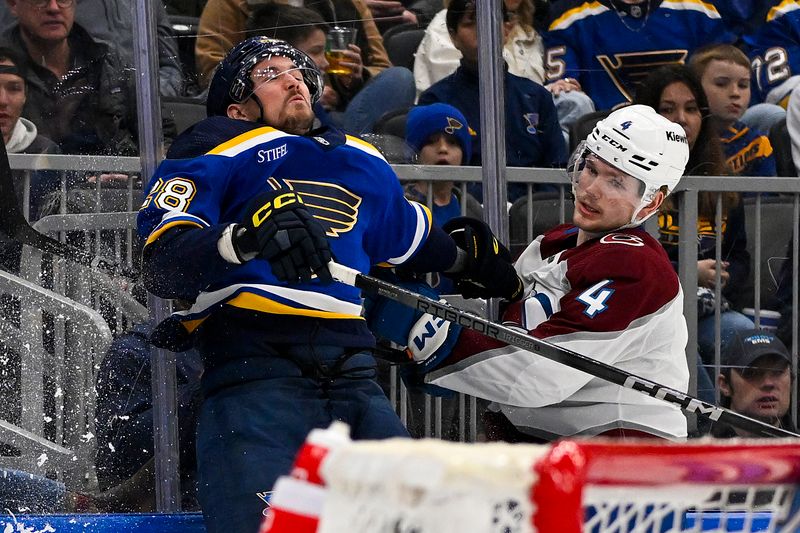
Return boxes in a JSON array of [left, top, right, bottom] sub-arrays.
[[744, 0, 800, 110], [137, 36, 522, 533], [370, 105, 692, 442], [690, 44, 776, 178], [543, 0, 733, 111]]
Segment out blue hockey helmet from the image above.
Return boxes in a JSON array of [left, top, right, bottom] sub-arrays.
[[206, 36, 323, 117]]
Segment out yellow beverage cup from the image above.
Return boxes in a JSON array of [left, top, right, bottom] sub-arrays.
[[325, 27, 357, 76]]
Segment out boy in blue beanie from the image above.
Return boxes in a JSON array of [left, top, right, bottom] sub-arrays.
[[405, 103, 477, 293], [405, 103, 474, 228]]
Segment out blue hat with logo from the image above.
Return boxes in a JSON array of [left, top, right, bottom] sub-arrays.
[[722, 329, 791, 369], [405, 103, 473, 165]]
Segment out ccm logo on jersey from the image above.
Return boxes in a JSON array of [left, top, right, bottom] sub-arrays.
[[257, 143, 288, 163], [251, 192, 303, 227], [600, 234, 644, 247]]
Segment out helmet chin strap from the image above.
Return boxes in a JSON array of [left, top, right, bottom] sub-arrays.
[[251, 93, 267, 125]]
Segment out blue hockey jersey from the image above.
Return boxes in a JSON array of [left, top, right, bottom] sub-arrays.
[[137, 118, 433, 348], [721, 120, 776, 177], [544, 0, 733, 110], [744, 0, 800, 106]]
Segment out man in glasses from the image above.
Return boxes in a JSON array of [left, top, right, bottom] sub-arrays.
[[138, 36, 522, 533], [1, 0, 139, 156]]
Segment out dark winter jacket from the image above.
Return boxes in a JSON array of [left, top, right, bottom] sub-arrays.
[[1, 23, 139, 156], [0, 0, 183, 97]]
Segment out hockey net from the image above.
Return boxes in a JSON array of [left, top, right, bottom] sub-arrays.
[[314, 438, 800, 533]]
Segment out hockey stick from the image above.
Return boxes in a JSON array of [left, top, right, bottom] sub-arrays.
[[0, 141, 136, 280], [328, 261, 800, 439]]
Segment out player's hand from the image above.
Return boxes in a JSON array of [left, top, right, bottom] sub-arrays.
[[231, 189, 333, 284], [363, 270, 460, 371], [443, 217, 524, 301]]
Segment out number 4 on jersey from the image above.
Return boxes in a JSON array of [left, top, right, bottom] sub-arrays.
[[577, 279, 614, 318]]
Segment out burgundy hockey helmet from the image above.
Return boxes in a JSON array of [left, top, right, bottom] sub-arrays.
[[206, 36, 323, 117]]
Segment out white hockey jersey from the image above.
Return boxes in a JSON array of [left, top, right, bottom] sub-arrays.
[[427, 224, 689, 440]]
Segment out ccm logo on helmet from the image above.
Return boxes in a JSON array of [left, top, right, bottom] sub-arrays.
[[600, 134, 628, 152], [666, 131, 688, 144]]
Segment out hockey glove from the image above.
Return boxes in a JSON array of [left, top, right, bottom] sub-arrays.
[[442, 217, 523, 301], [363, 270, 461, 371], [228, 189, 333, 284]]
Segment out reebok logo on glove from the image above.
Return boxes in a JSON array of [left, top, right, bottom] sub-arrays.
[[251, 192, 303, 227]]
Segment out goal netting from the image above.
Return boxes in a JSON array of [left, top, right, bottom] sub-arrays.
[[311, 436, 800, 533]]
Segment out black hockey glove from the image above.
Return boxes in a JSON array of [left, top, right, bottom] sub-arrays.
[[443, 217, 523, 301], [232, 189, 333, 284]]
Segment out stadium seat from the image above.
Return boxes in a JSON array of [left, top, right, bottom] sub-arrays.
[[162, 96, 207, 135], [768, 118, 797, 177], [568, 109, 611, 153], [383, 25, 425, 71], [509, 192, 574, 257], [373, 107, 411, 139], [740, 195, 796, 308]]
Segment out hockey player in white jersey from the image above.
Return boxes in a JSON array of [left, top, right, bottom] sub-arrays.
[[370, 104, 692, 441]]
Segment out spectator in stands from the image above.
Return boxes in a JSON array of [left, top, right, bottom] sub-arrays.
[[195, 0, 393, 92], [246, 2, 415, 133], [711, 329, 795, 437], [414, 0, 592, 144], [1, 0, 139, 156], [787, 82, 800, 177], [404, 102, 479, 293], [95, 319, 203, 511], [543, 0, 733, 112], [742, 0, 800, 130], [415, 0, 544, 90], [634, 65, 754, 400], [0, 0, 183, 97], [0, 46, 60, 220], [690, 44, 776, 178], [773, 237, 796, 350], [418, 0, 566, 200]]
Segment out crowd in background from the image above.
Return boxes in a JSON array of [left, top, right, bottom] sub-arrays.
[[0, 0, 798, 514]]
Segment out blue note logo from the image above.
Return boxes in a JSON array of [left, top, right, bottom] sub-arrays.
[[523, 113, 539, 134]]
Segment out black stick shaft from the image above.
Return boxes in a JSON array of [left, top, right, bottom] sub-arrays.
[[328, 262, 799, 439]]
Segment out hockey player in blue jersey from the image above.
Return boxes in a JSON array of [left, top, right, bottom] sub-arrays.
[[543, 0, 734, 111], [137, 36, 523, 533]]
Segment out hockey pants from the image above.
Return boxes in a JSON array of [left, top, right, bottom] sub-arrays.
[[195, 346, 408, 533]]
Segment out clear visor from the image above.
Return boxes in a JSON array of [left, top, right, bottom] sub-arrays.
[[250, 65, 309, 93], [569, 142, 645, 204]]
